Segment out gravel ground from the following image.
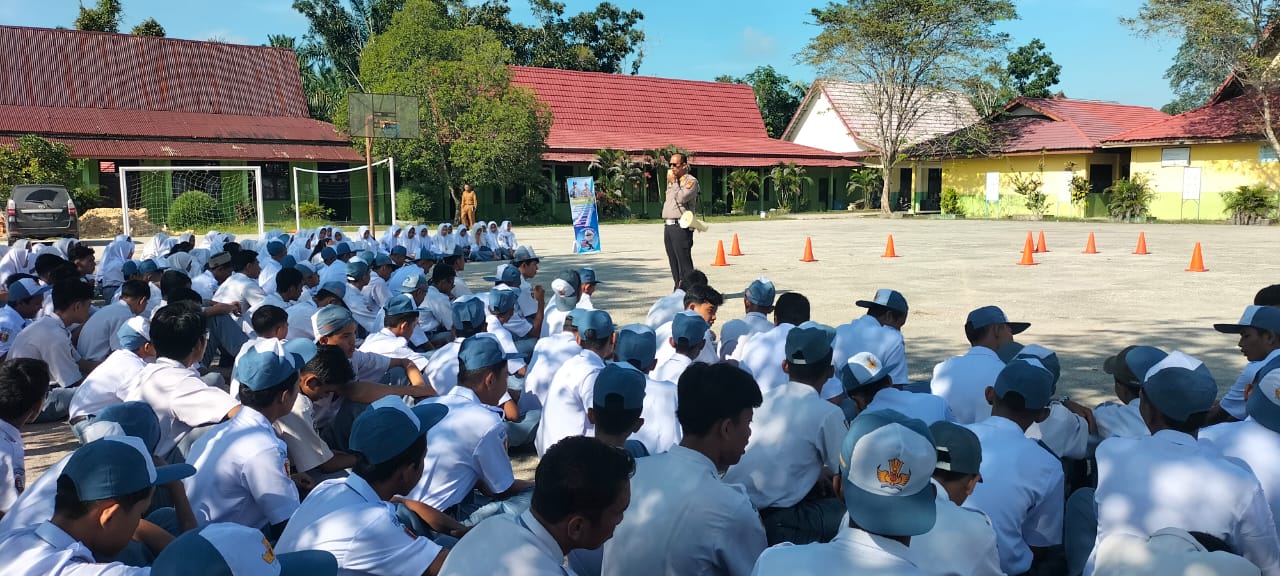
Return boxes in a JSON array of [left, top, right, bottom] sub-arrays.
[[22, 214, 1276, 481]]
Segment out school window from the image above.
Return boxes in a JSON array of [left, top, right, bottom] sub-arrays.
[[1161, 147, 1190, 167], [1261, 145, 1278, 163], [554, 165, 573, 202], [249, 162, 290, 200], [170, 160, 223, 199]]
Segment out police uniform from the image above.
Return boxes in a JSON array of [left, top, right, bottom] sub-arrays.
[[931, 346, 1005, 424], [0, 419, 24, 516], [123, 358, 240, 460], [408, 386, 515, 511], [735, 323, 796, 394], [661, 173, 698, 286], [440, 510, 568, 576], [534, 348, 606, 456]]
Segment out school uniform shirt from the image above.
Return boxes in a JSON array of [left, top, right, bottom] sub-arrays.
[[362, 274, 392, 311], [1093, 529, 1264, 576], [577, 293, 595, 310], [862, 387, 955, 425], [603, 445, 767, 576], [192, 270, 219, 301], [516, 281, 537, 322], [359, 329, 430, 371], [1026, 403, 1089, 459], [212, 271, 268, 334], [655, 323, 718, 366], [74, 300, 135, 362], [908, 480, 1003, 576], [110, 283, 161, 318], [723, 382, 846, 509], [645, 289, 685, 329], [1090, 429, 1280, 576], [931, 346, 1006, 425], [350, 349, 393, 383], [535, 349, 606, 456], [0, 419, 23, 515], [0, 304, 29, 358], [408, 387, 515, 511], [1092, 398, 1148, 441], [422, 286, 454, 333], [253, 292, 294, 318], [318, 261, 348, 287], [440, 510, 567, 576], [0, 452, 68, 533], [627, 366, 681, 455], [1200, 419, 1280, 537], [522, 332, 581, 410], [718, 311, 773, 360], [183, 406, 299, 529], [485, 315, 528, 376], [540, 301, 572, 338], [8, 314, 82, 387], [259, 258, 283, 294], [424, 339, 465, 397], [833, 315, 909, 385], [343, 282, 381, 335], [67, 348, 148, 421], [1220, 349, 1280, 420], [450, 276, 475, 299], [276, 473, 444, 575], [751, 523, 924, 576], [273, 394, 336, 475], [0, 522, 149, 576], [735, 323, 795, 395], [963, 415, 1065, 575], [286, 298, 318, 342], [123, 357, 240, 459], [651, 352, 693, 385]]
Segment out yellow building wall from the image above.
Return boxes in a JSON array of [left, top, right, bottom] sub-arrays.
[[941, 153, 1096, 217], [1128, 143, 1280, 221]]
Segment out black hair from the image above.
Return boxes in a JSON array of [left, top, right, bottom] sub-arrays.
[[222, 242, 242, 254], [51, 279, 93, 311], [673, 338, 703, 356], [787, 352, 833, 383], [676, 362, 763, 436], [238, 374, 299, 410], [964, 323, 1001, 346], [251, 305, 289, 337], [48, 262, 82, 285], [458, 361, 503, 388], [167, 242, 193, 256], [679, 269, 708, 290], [384, 311, 418, 329], [231, 250, 258, 272], [34, 253, 67, 278], [68, 244, 95, 262], [314, 288, 345, 307], [275, 267, 303, 294], [867, 304, 906, 325], [532, 436, 635, 524], [1255, 284, 1280, 307], [850, 373, 892, 402], [993, 390, 1031, 412], [54, 475, 153, 520], [430, 264, 456, 285], [159, 270, 191, 300], [592, 394, 643, 436], [455, 320, 484, 339], [119, 279, 151, 301], [150, 301, 208, 361], [932, 468, 977, 484], [4, 273, 37, 288], [302, 345, 356, 392], [683, 284, 723, 308], [580, 333, 612, 353], [774, 292, 810, 326], [166, 287, 203, 306], [353, 434, 426, 484], [1189, 531, 1235, 554], [0, 358, 51, 420]]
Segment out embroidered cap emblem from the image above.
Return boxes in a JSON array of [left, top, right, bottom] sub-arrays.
[[876, 458, 910, 488]]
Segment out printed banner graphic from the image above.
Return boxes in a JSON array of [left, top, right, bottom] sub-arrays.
[[567, 176, 600, 254]]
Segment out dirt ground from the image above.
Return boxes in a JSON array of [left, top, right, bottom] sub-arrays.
[[21, 214, 1277, 481]]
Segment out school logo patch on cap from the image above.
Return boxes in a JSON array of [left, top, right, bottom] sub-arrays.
[[876, 458, 911, 490], [260, 536, 276, 564]]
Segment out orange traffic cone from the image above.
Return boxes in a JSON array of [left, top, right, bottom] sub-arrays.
[[1083, 232, 1098, 254], [1035, 230, 1049, 253], [728, 234, 744, 256], [1017, 232, 1038, 266], [800, 237, 817, 262], [882, 234, 899, 258], [711, 240, 729, 267], [1133, 232, 1149, 255], [1186, 242, 1207, 272]]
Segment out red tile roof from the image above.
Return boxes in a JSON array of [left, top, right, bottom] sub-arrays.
[[1010, 98, 1171, 145], [509, 66, 857, 167], [0, 136, 362, 163], [1103, 93, 1272, 146]]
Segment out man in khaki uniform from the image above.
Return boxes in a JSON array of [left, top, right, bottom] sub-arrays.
[[661, 153, 698, 288], [460, 183, 478, 229]]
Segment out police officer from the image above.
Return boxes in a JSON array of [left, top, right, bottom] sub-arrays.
[[661, 153, 698, 288]]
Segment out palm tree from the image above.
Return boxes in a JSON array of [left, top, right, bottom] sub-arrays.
[[726, 169, 762, 214], [767, 163, 813, 212], [590, 149, 644, 201], [845, 168, 883, 210]]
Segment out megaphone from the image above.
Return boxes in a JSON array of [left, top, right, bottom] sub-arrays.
[[678, 211, 709, 232]]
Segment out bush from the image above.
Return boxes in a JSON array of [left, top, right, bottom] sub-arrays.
[[168, 190, 218, 229], [515, 185, 552, 224], [596, 191, 630, 220], [394, 188, 434, 222], [1009, 172, 1047, 218], [941, 188, 964, 215], [1069, 175, 1091, 206], [277, 201, 335, 223], [1105, 175, 1155, 221], [1221, 184, 1277, 224]]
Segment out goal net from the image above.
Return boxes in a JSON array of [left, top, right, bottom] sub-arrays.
[[290, 158, 397, 232], [119, 166, 264, 238]]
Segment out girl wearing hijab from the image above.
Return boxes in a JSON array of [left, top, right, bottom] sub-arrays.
[[498, 221, 517, 256], [355, 225, 375, 251], [484, 221, 507, 259], [455, 224, 472, 257], [433, 223, 455, 255], [400, 225, 419, 255], [141, 233, 168, 259], [97, 235, 134, 301], [380, 225, 401, 253], [0, 239, 33, 285], [472, 224, 493, 262]]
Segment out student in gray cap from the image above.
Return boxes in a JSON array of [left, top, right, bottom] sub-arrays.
[[578, 266, 601, 310], [718, 277, 776, 360], [536, 309, 616, 456], [424, 297, 489, 397], [342, 261, 379, 336], [933, 305, 1030, 424], [651, 311, 709, 384], [155, 522, 337, 576], [522, 309, 582, 415], [839, 351, 953, 425], [1201, 357, 1280, 538], [589, 363, 650, 458], [616, 323, 680, 455], [540, 268, 581, 338], [1089, 345, 1167, 441], [1208, 304, 1280, 425], [832, 289, 910, 394], [909, 421, 1003, 575]]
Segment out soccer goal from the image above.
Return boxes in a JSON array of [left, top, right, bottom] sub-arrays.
[[119, 166, 264, 238], [290, 158, 397, 232]]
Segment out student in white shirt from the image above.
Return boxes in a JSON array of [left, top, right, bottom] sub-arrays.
[[68, 317, 155, 440], [1200, 359, 1280, 537], [832, 288, 909, 394], [363, 253, 397, 311], [735, 292, 809, 392], [651, 312, 708, 384], [255, 267, 304, 318], [442, 436, 634, 576], [839, 351, 954, 425], [615, 324, 680, 455], [1004, 343, 1091, 460], [0, 276, 44, 361], [752, 409, 941, 576], [521, 309, 582, 412], [1208, 304, 1280, 425], [655, 283, 722, 366], [424, 297, 489, 398], [421, 264, 457, 344], [909, 421, 1003, 576], [724, 323, 846, 545], [484, 288, 537, 447], [540, 269, 580, 338], [286, 281, 345, 342], [8, 279, 96, 423], [206, 250, 265, 366], [1092, 527, 1263, 576], [577, 267, 601, 310], [343, 261, 381, 336], [258, 239, 287, 294], [1082, 345, 1167, 442], [0, 358, 49, 520], [75, 279, 149, 362], [932, 305, 1029, 424], [718, 277, 775, 360], [604, 362, 765, 576], [645, 269, 706, 330], [359, 295, 431, 371], [510, 246, 544, 338], [190, 250, 232, 302], [535, 309, 615, 456]]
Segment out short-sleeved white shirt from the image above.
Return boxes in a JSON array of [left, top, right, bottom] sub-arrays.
[[1220, 348, 1280, 420], [909, 480, 1004, 576], [535, 349, 606, 456], [522, 333, 581, 409], [540, 300, 572, 338], [931, 346, 1005, 425], [273, 394, 335, 475], [75, 300, 135, 362], [1201, 419, 1280, 538], [343, 282, 380, 335], [192, 270, 219, 301], [362, 274, 392, 311], [751, 523, 923, 575], [604, 445, 766, 576], [483, 316, 527, 375], [212, 272, 268, 334], [68, 349, 148, 420], [122, 357, 240, 461], [286, 299, 318, 342], [645, 290, 684, 329], [833, 315, 908, 384], [0, 304, 30, 358], [109, 283, 160, 318], [1026, 402, 1088, 459], [723, 382, 847, 509], [718, 311, 773, 360], [422, 287, 454, 332], [409, 387, 514, 510], [424, 339, 463, 397], [863, 387, 954, 425], [183, 406, 299, 529], [0, 419, 24, 515], [0, 454, 69, 533], [359, 329, 430, 371], [651, 353, 693, 385], [625, 363, 680, 455], [440, 510, 567, 576], [275, 474, 444, 575], [1092, 398, 1148, 441], [0, 522, 148, 576], [349, 349, 392, 383], [655, 324, 718, 366], [963, 416, 1065, 575], [735, 323, 795, 395], [8, 314, 82, 387]]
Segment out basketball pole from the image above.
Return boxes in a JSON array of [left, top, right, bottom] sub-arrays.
[[365, 133, 375, 236]]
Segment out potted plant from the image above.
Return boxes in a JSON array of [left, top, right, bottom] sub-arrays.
[[1221, 184, 1277, 225]]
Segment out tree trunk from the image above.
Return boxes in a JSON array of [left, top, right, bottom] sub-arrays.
[[879, 166, 893, 215], [448, 184, 460, 224]]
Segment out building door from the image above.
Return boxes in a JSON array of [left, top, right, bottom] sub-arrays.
[[921, 168, 943, 212], [97, 160, 139, 208], [896, 167, 913, 210], [317, 163, 351, 222], [818, 177, 830, 210], [1088, 164, 1114, 194]]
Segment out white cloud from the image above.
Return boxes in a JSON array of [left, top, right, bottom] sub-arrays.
[[740, 26, 778, 58]]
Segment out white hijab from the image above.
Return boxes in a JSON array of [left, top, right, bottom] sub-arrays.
[[141, 233, 168, 259], [498, 221, 516, 249], [0, 239, 32, 285], [381, 225, 402, 253], [484, 222, 502, 250], [99, 236, 135, 286]]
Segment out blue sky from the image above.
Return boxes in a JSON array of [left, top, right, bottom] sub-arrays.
[[4, 0, 1180, 108]]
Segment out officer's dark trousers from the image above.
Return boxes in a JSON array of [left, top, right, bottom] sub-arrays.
[[663, 224, 694, 287]]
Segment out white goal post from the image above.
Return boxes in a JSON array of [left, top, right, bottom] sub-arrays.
[[290, 158, 397, 232], [119, 166, 265, 238]]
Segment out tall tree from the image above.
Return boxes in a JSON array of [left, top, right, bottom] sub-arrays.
[[292, 0, 407, 91], [130, 17, 165, 37], [716, 66, 808, 138], [443, 0, 646, 74], [74, 0, 123, 32], [1006, 39, 1061, 98], [804, 0, 1016, 213]]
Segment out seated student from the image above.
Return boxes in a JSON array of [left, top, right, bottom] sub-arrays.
[[110, 259, 163, 318], [1002, 343, 1091, 461], [651, 312, 709, 384], [363, 254, 396, 311], [535, 309, 616, 456], [1086, 345, 1167, 441], [441, 436, 634, 576], [312, 304, 430, 388], [483, 288, 537, 448], [287, 281, 346, 342], [522, 310, 582, 413], [295, 262, 321, 301], [0, 277, 48, 361], [75, 279, 149, 362], [932, 305, 1029, 424], [540, 269, 581, 338], [388, 248, 433, 295], [751, 410, 940, 575], [389, 244, 409, 268], [276, 397, 454, 575], [359, 295, 431, 371], [443, 248, 476, 299], [184, 340, 312, 534], [258, 239, 288, 294], [409, 336, 533, 524], [272, 345, 361, 478], [256, 267, 304, 315], [8, 279, 95, 423], [68, 318, 154, 440], [1093, 527, 1264, 576], [509, 247, 544, 342], [206, 250, 266, 366], [342, 261, 380, 336], [724, 323, 846, 546], [152, 522, 337, 576], [734, 293, 810, 392], [645, 269, 707, 330], [124, 301, 241, 463], [1208, 305, 1280, 425], [577, 267, 601, 310], [0, 436, 196, 575], [603, 363, 765, 576], [484, 265, 535, 345], [386, 274, 440, 350], [963, 358, 1065, 576], [190, 250, 231, 301], [424, 297, 489, 397], [655, 283, 722, 365], [614, 324, 680, 455], [832, 288, 910, 392], [718, 277, 775, 360], [0, 358, 50, 520], [1200, 358, 1280, 537], [590, 364, 650, 458], [418, 264, 457, 346], [1084, 352, 1280, 576], [909, 421, 1003, 576], [839, 351, 953, 424], [67, 244, 97, 284]]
